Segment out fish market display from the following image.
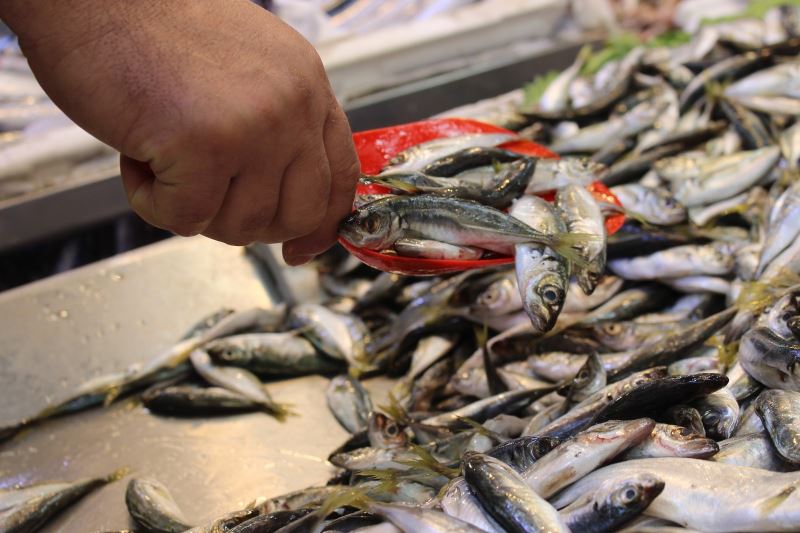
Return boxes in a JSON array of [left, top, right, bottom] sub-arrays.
[[13, 3, 800, 532]]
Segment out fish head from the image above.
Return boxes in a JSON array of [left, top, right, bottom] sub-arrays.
[[650, 188, 687, 224], [609, 473, 665, 513], [592, 322, 635, 349], [581, 419, 655, 449], [368, 412, 408, 449], [521, 270, 567, 332], [474, 278, 516, 315], [338, 204, 401, 250], [559, 156, 608, 181], [577, 266, 603, 295], [655, 425, 719, 458]]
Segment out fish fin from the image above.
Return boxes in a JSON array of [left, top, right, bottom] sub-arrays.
[[105, 467, 131, 483], [455, 416, 505, 442], [316, 487, 372, 517], [379, 392, 412, 425], [735, 269, 800, 315], [396, 444, 460, 479], [548, 233, 601, 267], [704, 336, 740, 369], [369, 175, 421, 193], [756, 484, 798, 514], [265, 401, 296, 422]]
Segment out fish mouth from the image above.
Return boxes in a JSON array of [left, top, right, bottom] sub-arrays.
[[677, 438, 719, 458]]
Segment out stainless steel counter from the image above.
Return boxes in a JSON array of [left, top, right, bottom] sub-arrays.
[[0, 236, 390, 531]]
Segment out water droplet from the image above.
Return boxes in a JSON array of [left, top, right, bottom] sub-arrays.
[[57, 309, 69, 319], [109, 272, 123, 281]]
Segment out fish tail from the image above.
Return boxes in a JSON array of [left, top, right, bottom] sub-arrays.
[[266, 401, 296, 422], [378, 392, 411, 425], [318, 487, 372, 514], [397, 444, 460, 479], [547, 233, 598, 267], [105, 466, 131, 483], [369, 175, 419, 193]]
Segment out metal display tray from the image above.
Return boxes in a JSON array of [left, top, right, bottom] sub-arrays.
[[0, 237, 390, 531], [0, 39, 586, 252]]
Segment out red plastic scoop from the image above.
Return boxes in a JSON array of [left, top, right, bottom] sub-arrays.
[[340, 118, 624, 275]]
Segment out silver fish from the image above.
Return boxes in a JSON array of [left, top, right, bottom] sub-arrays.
[[539, 47, 589, 113], [523, 419, 654, 498], [510, 195, 570, 332], [556, 184, 606, 294], [610, 184, 686, 226], [394, 238, 483, 260], [725, 60, 800, 99], [559, 474, 665, 533], [384, 133, 517, 172], [289, 304, 371, 371], [552, 458, 800, 532], [369, 502, 486, 533], [440, 477, 503, 533], [339, 195, 581, 258], [609, 242, 735, 280], [326, 374, 373, 434], [621, 423, 718, 459], [189, 349, 289, 420], [739, 327, 800, 390], [562, 275, 624, 313], [757, 181, 800, 277], [712, 432, 791, 471], [462, 452, 570, 533], [125, 478, 192, 533], [756, 389, 800, 465], [524, 157, 606, 194]]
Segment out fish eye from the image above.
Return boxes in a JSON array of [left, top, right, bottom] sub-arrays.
[[578, 369, 589, 381], [541, 286, 561, 304], [783, 313, 792, 322], [386, 423, 398, 437], [622, 487, 639, 503], [605, 323, 622, 334], [364, 213, 382, 234]]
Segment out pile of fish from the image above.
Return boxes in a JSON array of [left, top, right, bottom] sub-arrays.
[[0, 44, 115, 201], [12, 5, 800, 533]]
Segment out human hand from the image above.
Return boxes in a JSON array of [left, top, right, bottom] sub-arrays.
[[2, 0, 359, 265]]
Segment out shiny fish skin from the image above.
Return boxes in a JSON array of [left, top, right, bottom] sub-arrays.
[[551, 458, 800, 532], [556, 184, 606, 294], [462, 452, 570, 533], [0, 470, 123, 533], [610, 184, 686, 226], [523, 419, 654, 498], [205, 332, 341, 376], [712, 432, 791, 471], [559, 474, 665, 533], [394, 238, 483, 260], [141, 384, 262, 416], [384, 133, 517, 173], [125, 478, 192, 533], [369, 502, 486, 533], [621, 423, 718, 459], [339, 195, 568, 256], [693, 387, 739, 440], [608, 242, 734, 280], [739, 327, 800, 390], [326, 375, 373, 434], [289, 304, 370, 370], [756, 389, 800, 464], [440, 477, 503, 533]]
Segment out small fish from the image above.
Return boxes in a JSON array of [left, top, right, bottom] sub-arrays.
[[662, 404, 706, 436], [556, 184, 607, 294], [757, 181, 800, 277], [524, 157, 607, 194], [0, 468, 126, 532], [756, 389, 800, 465], [485, 435, 561, 472], [739, 327, 800, 390], [339, 195, 588, 261], [608, 242, 735, 280], [141, 384, 262, 416], [538, 46, 590, 113], [462, 452, 570, 533], [368, 412, 408, 449], [326, 374, 373, 434], [509, 195, 571, 331], [289, 304, 371, 371], [610, 184, 687, 226], [621, 423, 718, 459], [369, 501, 485, 533], [205, 332, 341, 376], [125, 478, 192, 533], [189, 349, 290, 420], [422, 386, 556, 429], [185, 509, 258, 533], [562, 275, 624, 313], [394, 238, 483, 260], [559, 473, 665, 533], [523, 419, 655, 497], [470, 270, 523, 317], [693, 387, 740, 440], [421, 146, 521, 177], [384, 133, 517, 172], [563, 352, 607, 404], [712, 432, 792, 471], [440, 477, 503, 533], [227, 509, 313, 533]]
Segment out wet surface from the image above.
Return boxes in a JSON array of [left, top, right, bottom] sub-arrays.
[[0, 237, 391, 531]]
